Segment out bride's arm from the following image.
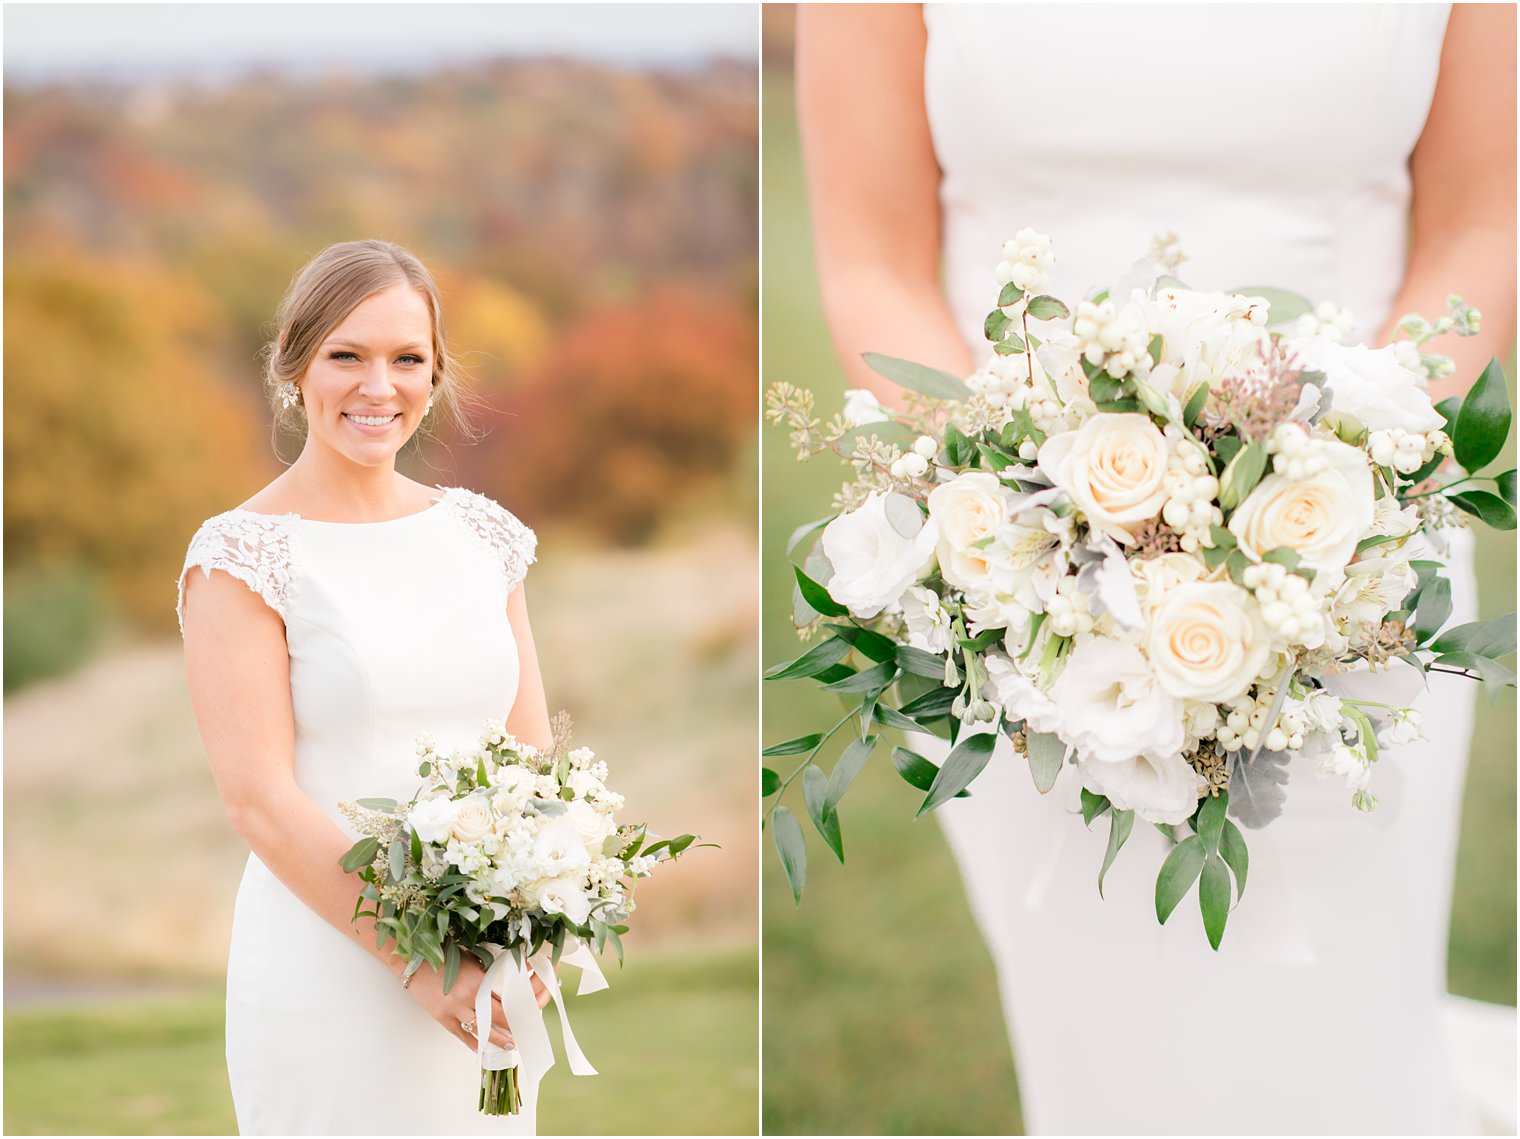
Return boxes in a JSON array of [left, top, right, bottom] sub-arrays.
[[503, 584, 552, 751], [1377, 3, 1516, 402], [797, 3, 973, 407], [181, 569, 516, 1050]]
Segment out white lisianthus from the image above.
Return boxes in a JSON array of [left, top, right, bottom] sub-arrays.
[[451, 797, 495, 843], [408, 797, 460, 845], [1227, 437, 1373, 575], [901, 585, 955, 655], [526, 876, 592, 925], [984, 652, 1063, 734], [1049, 636, 1186, 766], [1288, 336, 1444, 434], [1077, 749, 1201, 826], [1146, 581, 1272, 703], [531, 818, 592, 877], [841, 388, 890, 426], [1038, 413, 1169, 543], [928, 472, 1014, 593], [821, 492, 939, 619]]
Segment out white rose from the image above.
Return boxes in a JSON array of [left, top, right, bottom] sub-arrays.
[[451, 798, 494, 843], [841, 388, 889, 426], [408, 797, 460, 846], [927, 473, 1014, 593], [531, 817, 592, 877], [566, 769, 602, 800], [1038, 414, 1169, 543], [1227, 438, 1373, 575], [820, 492, 939, 619], [526, 876, 592, 925], [1146, 581, 1272, 703], [566, 799, 615, 858], [1288, 336, 1444, 434]]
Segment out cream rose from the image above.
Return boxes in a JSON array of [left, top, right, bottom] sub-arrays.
[[1146, 581, 1272, 703], [450, 798, 494, 843], [927, 473, 1013, 593], [1038, 413, 1169, 543], [566, 799, 615, 859], [1227, 438, 1373, 575]]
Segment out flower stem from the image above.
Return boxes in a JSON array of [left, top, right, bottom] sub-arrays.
[[764, 707, 858, 825]]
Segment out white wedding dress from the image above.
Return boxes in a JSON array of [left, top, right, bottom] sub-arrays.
[[920, 4, 1512, 1135], [178, 486, 538, 1136]]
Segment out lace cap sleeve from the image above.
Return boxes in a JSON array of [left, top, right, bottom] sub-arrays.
[[439, 488, 538, 594], [176, 511, 296, 636]]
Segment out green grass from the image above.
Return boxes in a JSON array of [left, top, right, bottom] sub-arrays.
[[3, 946, 756, 1136], [760, 65, 1515, 1137]]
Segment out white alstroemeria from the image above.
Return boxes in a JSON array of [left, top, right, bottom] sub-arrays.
[[1034, 330, 1091, 406], [1085, 532, 1144, 632], [984, 651, 1063, 734], [901, 585, 955, 655], [1138, 285, 1272, 388], [821, 492, 939, 619], [841, 388, 890, 426], [1049, 635, 1187, 767], [409, 796, 461, 845], [1288, 337, 1444, 435], [1228, 435, 1373, 576], [1331, 554, 1418, 627]]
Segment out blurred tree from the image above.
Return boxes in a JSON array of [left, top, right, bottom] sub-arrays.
[[449, 288, 756, 544], [4, 257, 273, 632]]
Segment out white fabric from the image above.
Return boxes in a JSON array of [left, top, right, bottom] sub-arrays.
[[179, 486, 538, 1136], [921, 4, 1513, 1134]]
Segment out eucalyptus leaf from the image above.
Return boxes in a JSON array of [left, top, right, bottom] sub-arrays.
[[388, 838, 406, 883], [1199, 856, 1232, 950], [771, 806, 807, 904], [1431, 651, 1517, 687], [1024, 730, 1066, 794], [443, 939, 460, 995], [1097, 808, 1135, 899], [1452, 357, 1511, 474], [356, 797, 399, 812], [1197, 791, 1228, 853], [831, 421, 917, 455], [861, 352, 972, 402], [339, 836, 380, 874], [787, 515, 832, 555], [917, 733, 997, 816], [1227, 749, 1291, 829], [1155, 834, 1206, 924], [883, 492, 925, 538]]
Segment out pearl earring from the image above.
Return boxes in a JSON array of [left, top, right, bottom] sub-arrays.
[[277, 381, 302, 410]]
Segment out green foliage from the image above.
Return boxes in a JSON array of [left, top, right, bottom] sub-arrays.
[[2, 561, 109, 693], [860, 352, 973, 402], [1452, 358, 1512, 474], [1229, 285, 1313, 326], [917, 734, 996, 816], [1024, 730, 1065, 794]]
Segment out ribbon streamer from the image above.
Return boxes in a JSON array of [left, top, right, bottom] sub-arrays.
[[473, 937, 608, 1113]]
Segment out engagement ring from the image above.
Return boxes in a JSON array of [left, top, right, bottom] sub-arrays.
[[460, 1018, 477, 1035]]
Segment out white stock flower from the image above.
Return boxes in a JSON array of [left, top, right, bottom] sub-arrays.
[[1049, 636, 1186, 766], [821, 492, 939, 619], [526, 876, 592, 925], [1227, 436, 1373, 576], [983, 652, 1063, 734], [408, 797, 461, 845], [1038, 413, 1170, 543], [901, 586, 955, 655], [1288, 337, 1444, 434], [1146, 581, 1272, 703], [451, 797, 495, 843], [841, 388, 890, 426]]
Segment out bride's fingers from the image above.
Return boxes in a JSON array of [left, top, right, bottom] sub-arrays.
[[530, 973, 551, 1009]]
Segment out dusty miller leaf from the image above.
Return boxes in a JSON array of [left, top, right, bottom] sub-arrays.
[[1227, 748, 1291, 829]]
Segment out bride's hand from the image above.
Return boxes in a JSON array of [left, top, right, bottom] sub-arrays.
[[403, 958, 555, 1051]]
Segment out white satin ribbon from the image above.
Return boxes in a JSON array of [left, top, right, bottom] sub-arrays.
[[473, 937, 607, 1113]]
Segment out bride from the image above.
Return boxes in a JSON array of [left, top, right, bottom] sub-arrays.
[[179, 240, 553, 1135], [794, 4, 1514, 1134]]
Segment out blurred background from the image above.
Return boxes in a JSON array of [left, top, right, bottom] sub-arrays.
[[3, 4, 757, 1134], [759, 5, 1516, 1135]]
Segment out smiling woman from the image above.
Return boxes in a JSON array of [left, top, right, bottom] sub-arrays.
[[177, 240, 560, 1135]]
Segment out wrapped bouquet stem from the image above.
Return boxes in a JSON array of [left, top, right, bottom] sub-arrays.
[[764, 230, 1515, 949]]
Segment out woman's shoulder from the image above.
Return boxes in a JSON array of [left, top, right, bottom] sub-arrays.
[[177, 507, 298, 635], [434, 485, 538, 591]]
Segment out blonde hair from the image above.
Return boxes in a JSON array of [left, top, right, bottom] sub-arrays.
[[263, 240, 468, 438]]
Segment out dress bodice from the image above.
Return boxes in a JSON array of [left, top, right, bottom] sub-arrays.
[[178, 486, 536, 830], [924, 3, 1450, 347]]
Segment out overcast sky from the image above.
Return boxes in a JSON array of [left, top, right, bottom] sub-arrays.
[[3, 3, 758, 85]]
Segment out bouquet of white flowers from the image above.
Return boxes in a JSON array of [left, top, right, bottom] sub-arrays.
[[764, 230, 1515, 949], [340, 713, 701, 1114]]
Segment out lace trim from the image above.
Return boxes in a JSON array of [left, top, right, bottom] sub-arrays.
[[437, 487, 538, 594], [176, 510, 297, 635]]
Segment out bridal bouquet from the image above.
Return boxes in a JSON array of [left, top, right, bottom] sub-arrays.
[[340, 714, 700, 1114], [764, 230, 1515, 949]]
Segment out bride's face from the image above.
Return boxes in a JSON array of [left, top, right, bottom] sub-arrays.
[[299, 285, 435, 468]]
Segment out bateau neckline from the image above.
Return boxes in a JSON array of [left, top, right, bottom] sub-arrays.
[[231, 486, 453, 527]]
